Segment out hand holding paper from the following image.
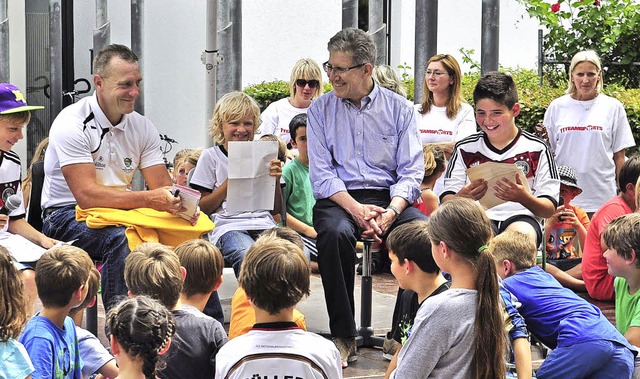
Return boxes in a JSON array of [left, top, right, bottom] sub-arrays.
[[227, 141, 278, 212], [465, 162, 531, 209]]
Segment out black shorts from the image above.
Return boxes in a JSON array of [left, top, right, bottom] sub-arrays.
[[491, 214, 543, 249]]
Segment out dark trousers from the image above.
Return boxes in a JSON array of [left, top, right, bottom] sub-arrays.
[[313, 189, 427, 338]]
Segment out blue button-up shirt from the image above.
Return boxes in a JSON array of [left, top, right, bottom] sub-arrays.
[[307, 84, 423, 203]]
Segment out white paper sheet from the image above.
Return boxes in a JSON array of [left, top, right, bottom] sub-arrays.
[[466, 162, 531, 210], [0, 232, 46, 262], [227, 141, 278, 212]]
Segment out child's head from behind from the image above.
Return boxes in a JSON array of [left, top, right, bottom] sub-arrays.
[[427, 197, 493, 264], [239, 234, 310, 315], [259, 134, 287, 163], [387, 220, 439, 273], [603, 213, 640, 272], [210, 92, 260, 146], [69, 267, 101, 317], [175, 239, 224, 297], [36, 246, 93, 308], [490, 230, 537, 279], [0, 246, 28, 341], [423, 144, 446, 181], [387, 220, 440, 291], [260, 227, 305, 250], [107, 295, 175, 379], [125, 243, 183, 309]]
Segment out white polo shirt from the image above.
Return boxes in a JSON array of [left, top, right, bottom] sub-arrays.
[[42, 93, 164, 209]]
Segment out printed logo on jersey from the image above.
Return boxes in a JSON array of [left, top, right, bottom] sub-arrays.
[[95, 155, 106, 169], [1, 185, 17, 205], [123, 157, 134, 173], [461, 150, 542, 179]]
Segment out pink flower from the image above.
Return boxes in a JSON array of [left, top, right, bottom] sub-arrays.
[[551, 3, 561, 12], [594, 0, 600, 5]]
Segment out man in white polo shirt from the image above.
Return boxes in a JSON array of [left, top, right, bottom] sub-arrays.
[[42, 44, 182, 310]]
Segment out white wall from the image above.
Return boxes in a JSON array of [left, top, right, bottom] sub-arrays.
[[8, 0, 27, 162]]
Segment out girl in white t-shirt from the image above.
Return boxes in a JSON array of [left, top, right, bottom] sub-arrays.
[[414, 54, 477, 195], [544, 50, 635, 213], [255, 58, 323, 149]]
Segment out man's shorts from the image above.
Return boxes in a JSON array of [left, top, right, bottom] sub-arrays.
[[491, 214, 543, 249]]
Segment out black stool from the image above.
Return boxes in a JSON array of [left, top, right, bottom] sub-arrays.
[[356, 238, 385, 348]]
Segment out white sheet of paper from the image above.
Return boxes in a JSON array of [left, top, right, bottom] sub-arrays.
[[466, 162, 531, 210], [0, 232, 46, 262], [227, 141, 278, 212]]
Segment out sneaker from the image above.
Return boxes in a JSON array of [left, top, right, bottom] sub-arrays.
[[382, 336, 399, 361], [334, 337, 357, 368]]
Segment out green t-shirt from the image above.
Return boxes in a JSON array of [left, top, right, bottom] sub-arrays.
[[282, 158, 315, 227], [614, 276, 640, 335]]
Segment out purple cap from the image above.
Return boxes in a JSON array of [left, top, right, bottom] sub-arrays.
[[0, 83, 44, 114]]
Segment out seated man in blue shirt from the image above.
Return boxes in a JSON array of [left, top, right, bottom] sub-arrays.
[[307, 27, 426, 368]]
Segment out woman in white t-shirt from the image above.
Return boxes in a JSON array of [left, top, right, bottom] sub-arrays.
[[255, 58, 323, 148], [414, 54, 476, 195], [544, 50, 635, 213]]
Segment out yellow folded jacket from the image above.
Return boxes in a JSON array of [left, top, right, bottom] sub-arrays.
[[75, 206, 215, 250]]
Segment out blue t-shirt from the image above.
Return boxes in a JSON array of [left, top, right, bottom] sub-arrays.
[[503, 266, 632, 350], [18, 315, 83, 379], [0, 338, 34, 379]]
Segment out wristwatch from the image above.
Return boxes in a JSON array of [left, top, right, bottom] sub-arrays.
[[386, 205, 401, 216]]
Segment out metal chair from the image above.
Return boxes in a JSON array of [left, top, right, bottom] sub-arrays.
[[356, 237, 385, 348]]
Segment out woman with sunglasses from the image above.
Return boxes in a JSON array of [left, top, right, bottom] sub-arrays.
[[415, 54, 476, 196], [255, 58, 323, 148]]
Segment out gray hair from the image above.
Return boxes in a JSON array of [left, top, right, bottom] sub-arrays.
[[327, 28, 376, 66], [93, 44, 139, 77]]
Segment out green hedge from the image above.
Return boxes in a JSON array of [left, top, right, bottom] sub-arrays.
[[244, 70, 640, 152]]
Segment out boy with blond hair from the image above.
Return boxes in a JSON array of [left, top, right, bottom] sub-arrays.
[[19, 246, 93, 379], [124, 242, 227, 379], [68, 267, 118, 379], [493, 230, 634, 378], [174, 239, 224, 319], [215, 235, 342, 378]]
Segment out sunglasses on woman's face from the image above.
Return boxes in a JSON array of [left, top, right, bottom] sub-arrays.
[[295, 79, 320, 88]]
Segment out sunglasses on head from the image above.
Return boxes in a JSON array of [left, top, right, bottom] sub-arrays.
[[295, 79, 319, 88]]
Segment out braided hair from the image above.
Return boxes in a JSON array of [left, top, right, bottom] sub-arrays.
[[107, 296, 176, 379]]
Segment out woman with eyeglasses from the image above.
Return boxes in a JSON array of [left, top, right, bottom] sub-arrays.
[[415, 54, 476, 196], [255, 58, 323, 148]]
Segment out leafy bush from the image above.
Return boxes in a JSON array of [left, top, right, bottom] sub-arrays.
[[244, 70, 640, 154], [518, 0, 640, 87]]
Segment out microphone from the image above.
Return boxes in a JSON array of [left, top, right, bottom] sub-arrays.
[[0, 194, 22, 215]]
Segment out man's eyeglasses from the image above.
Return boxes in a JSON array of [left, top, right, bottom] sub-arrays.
[[323, 61, 365, 75], [295, 79, 320, 88], [426, 70, 448, 77]]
